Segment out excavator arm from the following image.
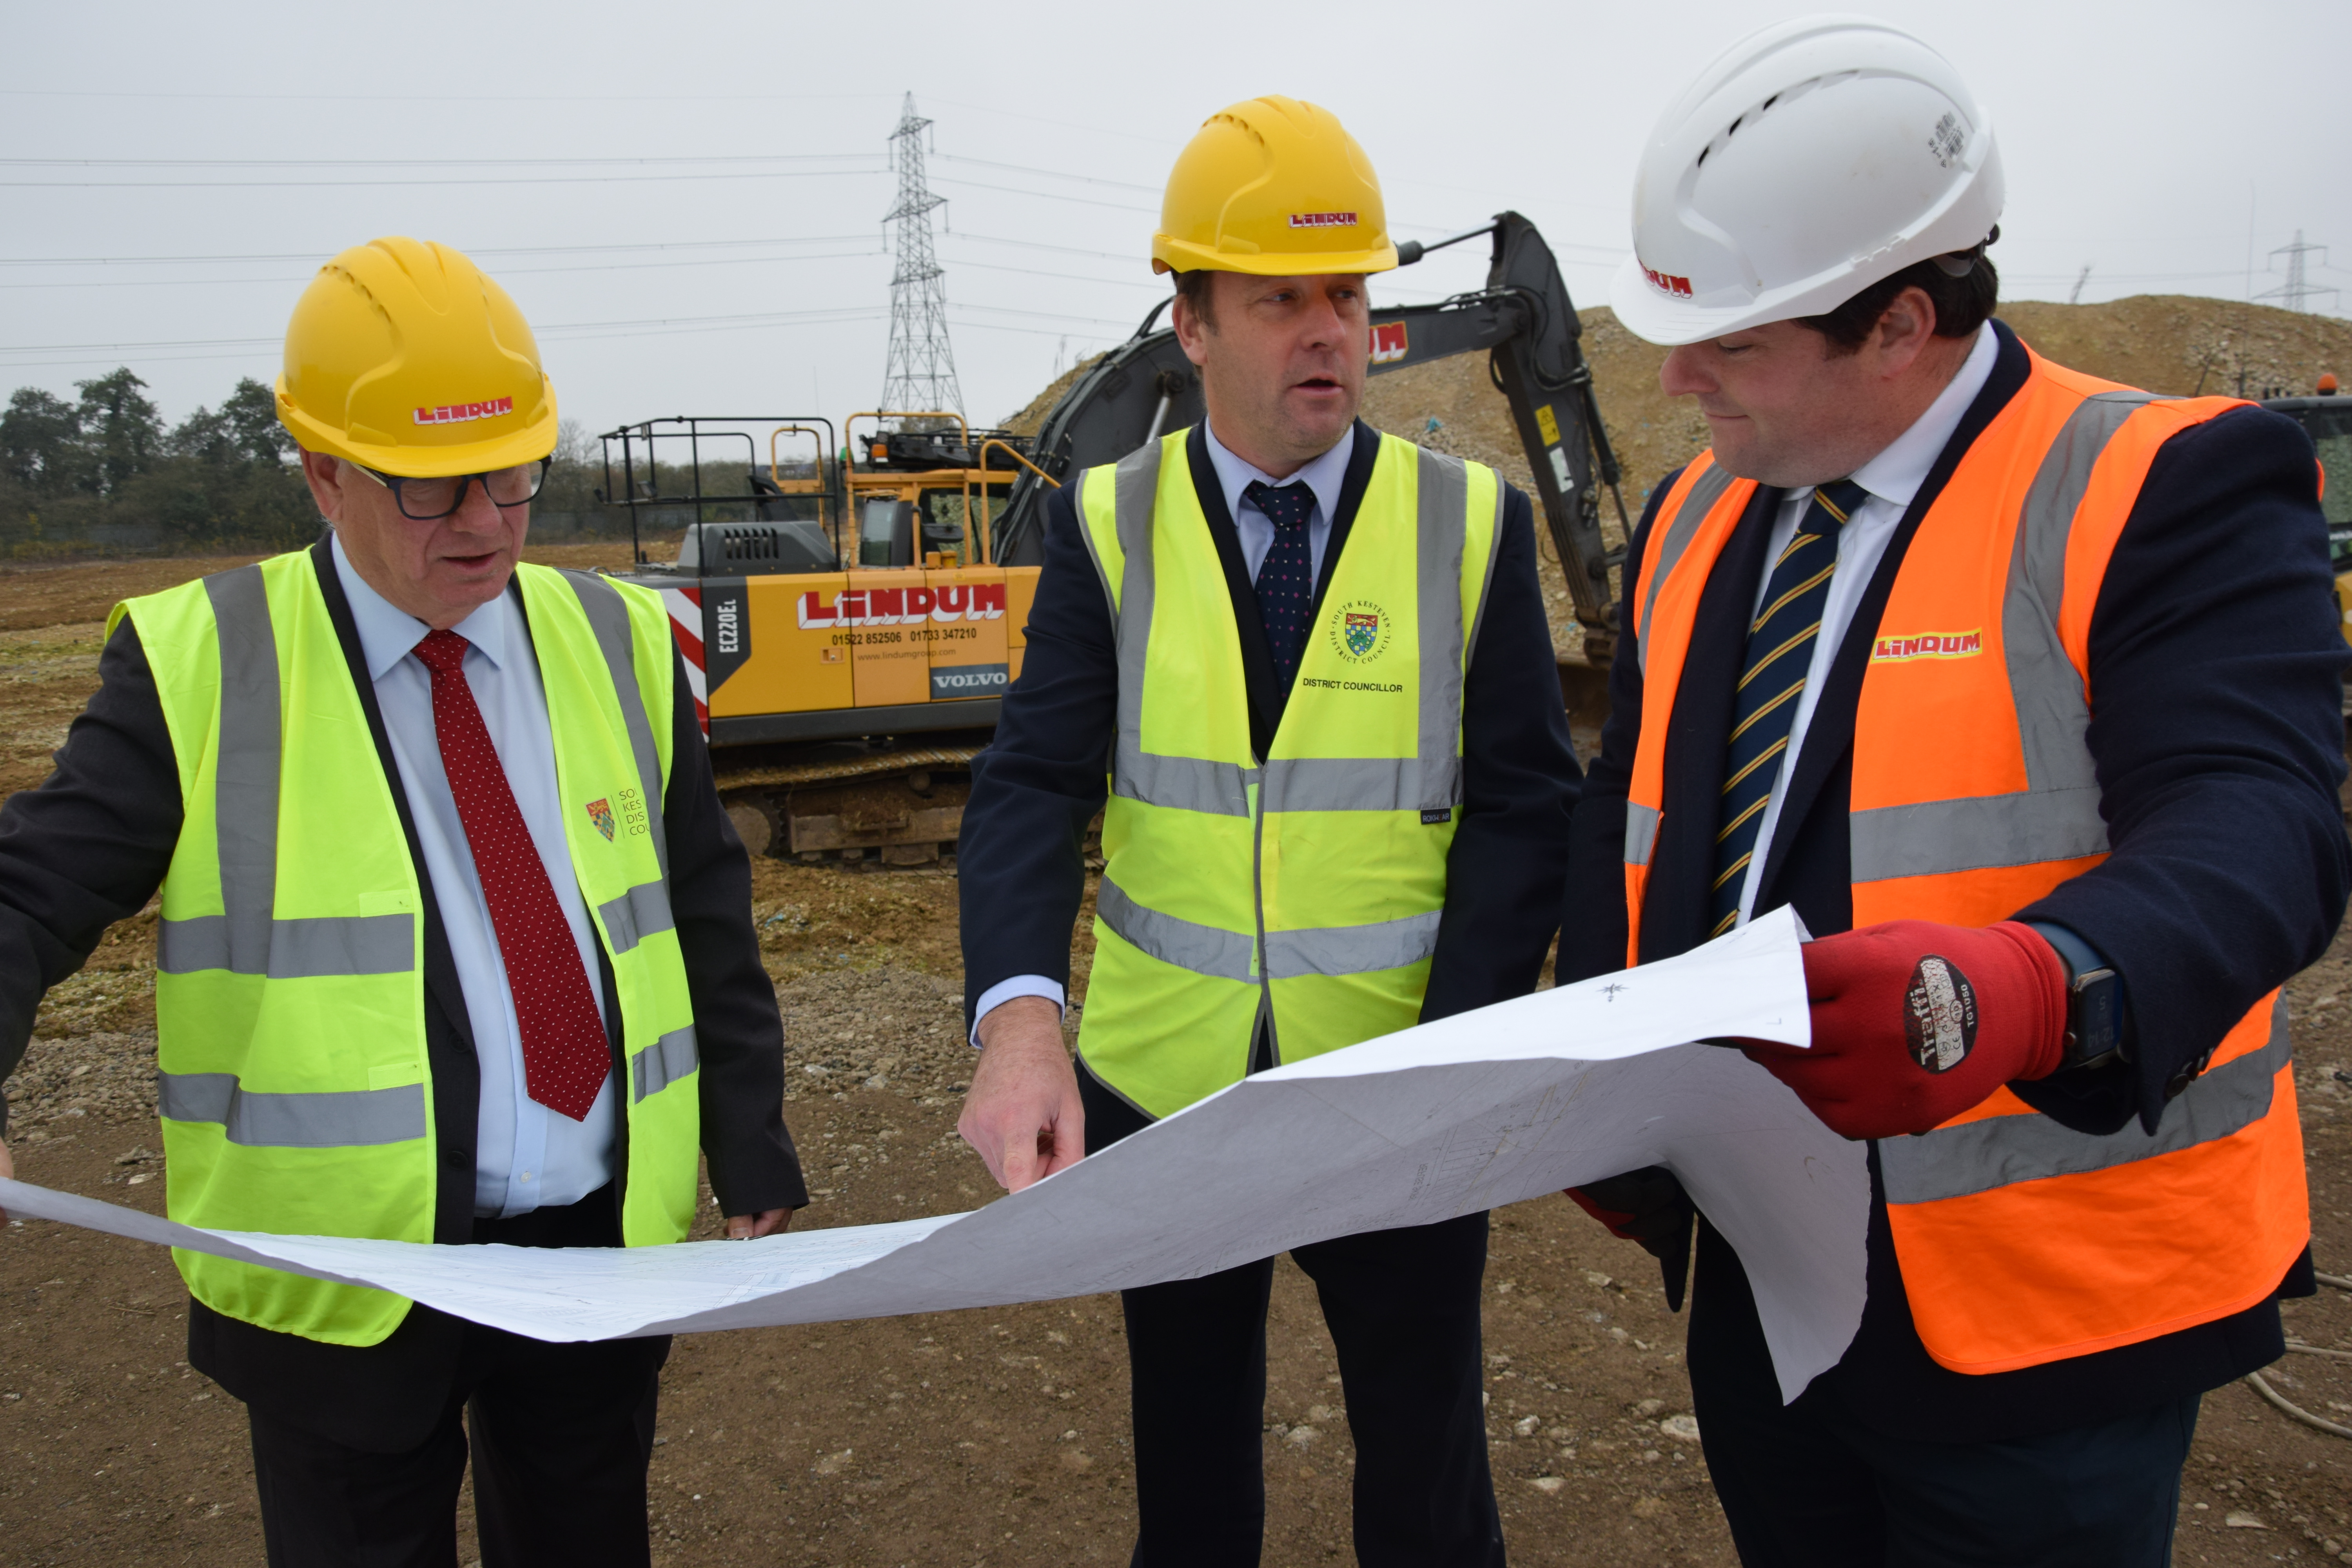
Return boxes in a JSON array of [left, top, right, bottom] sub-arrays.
[[992, 211, 1631, 661]]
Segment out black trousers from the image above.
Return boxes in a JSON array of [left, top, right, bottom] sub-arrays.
[[243, 1190, 671, 1568], [1687, 1222, 2196, 1568], [1082, 1071, 1505, 1568]]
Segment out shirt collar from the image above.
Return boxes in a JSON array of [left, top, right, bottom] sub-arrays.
[[1201, 418, 1355, 530], [1846, 321, 2000, 510], [330, 530, 512, 683]]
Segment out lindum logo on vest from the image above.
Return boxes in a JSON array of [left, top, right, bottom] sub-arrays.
[[1872, 628, 1983, 663]]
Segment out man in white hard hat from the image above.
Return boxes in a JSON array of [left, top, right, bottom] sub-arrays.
[[957, 96, 1576, 1565], [1559, 16, 2345, 1564]]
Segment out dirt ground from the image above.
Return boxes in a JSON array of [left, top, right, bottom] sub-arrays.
[[6, 526, 2352, 1566]]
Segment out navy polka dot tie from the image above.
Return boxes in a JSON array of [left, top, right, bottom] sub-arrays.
[[414, 629, 611, 1122], [1709, 478, 1867, 938], [1245, 479, 1316, 696]]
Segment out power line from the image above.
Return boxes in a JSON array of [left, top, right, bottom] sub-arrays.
[[940, 255, 1165, 292], [932, 152, 1161, 194], [930, 175, 1160, 216], [0, 247, 887, 290], [0, 153, 879, 169], [0, 234, 882, 267], [0, 87, 890, 105], [0, 166, 884, 190]]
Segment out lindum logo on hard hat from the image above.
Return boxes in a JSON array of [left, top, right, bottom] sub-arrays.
[[1287, 211, 1358, 229], [413, 396, 517, 428]]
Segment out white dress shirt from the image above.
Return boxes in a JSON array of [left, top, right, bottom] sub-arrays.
[[1733, 321, 1999, 923], [331, 535, 616, 1216], [970, 420, 1358, 1040]]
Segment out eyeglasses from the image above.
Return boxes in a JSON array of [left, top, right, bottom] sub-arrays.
[[353, 457, 551, 521]]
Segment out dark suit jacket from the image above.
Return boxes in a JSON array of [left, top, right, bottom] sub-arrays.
[[1561, 320, 2350, 1439], [960, 418, 1579, 1045], [0, 538, 805, 1447]]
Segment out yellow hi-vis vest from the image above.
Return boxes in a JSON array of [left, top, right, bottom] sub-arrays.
[[116, 554, 704, 1347], [1073, 429, 1501, 1118]]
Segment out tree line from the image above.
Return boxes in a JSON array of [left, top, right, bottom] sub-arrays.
[[0, 368, 613, 558]]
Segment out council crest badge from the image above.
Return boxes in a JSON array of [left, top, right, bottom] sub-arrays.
[[585, 798, 616, 842], [1327, 598, 1392, 664]]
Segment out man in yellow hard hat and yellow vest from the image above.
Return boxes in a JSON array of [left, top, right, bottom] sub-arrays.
[[956, 99, 1577, 1566], [1559, 19, 2345, 1563], [0, 238, 806, 1566]]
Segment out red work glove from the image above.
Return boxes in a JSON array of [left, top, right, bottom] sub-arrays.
[[1739, 920, 2069, 1141], [1565, 1166, 1695, 1312]]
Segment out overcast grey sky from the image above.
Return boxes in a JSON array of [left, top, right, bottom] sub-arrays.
[[6, 0, 2347, 445]]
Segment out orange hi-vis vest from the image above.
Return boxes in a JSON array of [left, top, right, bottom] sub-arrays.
[[1623, 345, 2308, 1376]]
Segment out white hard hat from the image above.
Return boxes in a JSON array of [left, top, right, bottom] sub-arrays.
[[1609, 14, 2005, 346]]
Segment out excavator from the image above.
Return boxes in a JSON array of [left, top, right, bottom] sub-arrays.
[[602, 211, 1628, 865]]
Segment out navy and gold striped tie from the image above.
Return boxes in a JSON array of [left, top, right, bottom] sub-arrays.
[[1709, 477, 1867, 937]]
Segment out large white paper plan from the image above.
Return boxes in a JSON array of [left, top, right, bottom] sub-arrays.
[[0, 906, 1869, 1401]]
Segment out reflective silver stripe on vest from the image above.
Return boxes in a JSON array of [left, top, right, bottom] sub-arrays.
[[1261, 757, 1430, 813], [158, 913, 415, 977], [1880, 995, 2288, 1204], [1463, 472, 1509, 665], [158, 1070, 428, 1147], [631, 1024, 699, 1102], [1624, 801, 1661, 868], [1849, 391, 2159, 882], [598, 880, 677, 955], [560, 570, 672, 883], [1637, 462, 1739, 676], [1413, 446, 1472, 811], [206, 566, 281, 974], [1264, 908, 1442, 980], [1093, 439, 1258, 818], [1097, 877, 1257, 983], [165, 566, 418, 979]]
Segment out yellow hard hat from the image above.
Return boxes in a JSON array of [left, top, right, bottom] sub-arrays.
[[1151, 96, 1397, 277], [276, 238, 557, 478]]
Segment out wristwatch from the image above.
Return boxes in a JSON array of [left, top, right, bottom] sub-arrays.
[[2024, 921, 2127, 1071]]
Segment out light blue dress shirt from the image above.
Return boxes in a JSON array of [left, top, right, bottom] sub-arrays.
[[1203, 418, 1354, 586], [969, 420, 1357, 1038], [330, 535, 616, 1218]]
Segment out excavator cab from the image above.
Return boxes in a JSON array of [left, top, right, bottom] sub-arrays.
[[596, 414, 1047, 866]]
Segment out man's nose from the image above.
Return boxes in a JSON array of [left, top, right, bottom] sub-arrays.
[[449, 477, 509, 530], [1658, 345, 1715, 397], [1299, 287, 1351, 348]]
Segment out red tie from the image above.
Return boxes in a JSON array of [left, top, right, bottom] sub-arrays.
[[413, 629, 611, 1122]]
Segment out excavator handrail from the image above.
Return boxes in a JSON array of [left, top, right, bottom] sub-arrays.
[[977, 438, 1060, 489], [971, 439, 1059, 568]]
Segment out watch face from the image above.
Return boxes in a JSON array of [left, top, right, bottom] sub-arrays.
[[1904, 955, 1980, 1073]]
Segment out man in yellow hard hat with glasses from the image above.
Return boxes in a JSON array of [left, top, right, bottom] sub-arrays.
[[956, 98, 1577, 1565], [0, 238, 807, 1566]]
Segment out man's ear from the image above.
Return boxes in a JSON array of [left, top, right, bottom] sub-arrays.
[[298, 449, 348, 523], [1872, 286, 1940, 375], [1172, 291, 1213, 369]]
